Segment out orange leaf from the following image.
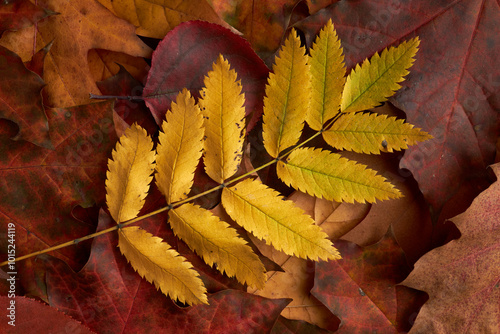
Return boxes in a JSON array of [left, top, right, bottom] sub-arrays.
[[88, 49, 149, 83], [0, 0, 151, 107], [211, 0, 297, 52]]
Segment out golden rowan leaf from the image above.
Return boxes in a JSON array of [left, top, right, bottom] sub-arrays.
[[307, 19, 346, 131], [118, 226, 208, 305], [199, 55, 246, 183], [156, 89, 204, 203], [221, 178, 339, 261], [341, 38, 420, 113], [277, 147, 401, 203], [323, 112, 433, 154], [169, 203, 266, 289], [262, 29, 311, 158], [105, 124, 155, 223]]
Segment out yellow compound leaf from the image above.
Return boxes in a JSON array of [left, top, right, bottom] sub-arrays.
[[277, 147, 402, 203], [341, 38, 420, 113], [97, 0, 225, 39], [169, 203, 266, 289], [323, 112, 433, 154], [199, 55, 246, 183], [118, 226, 208, 305], [307, 19, 346, 131], [221, 178, 339, 261], [105, 124, 156, 223], [262, 29, 311, 158], [156, 89, 204, 203]]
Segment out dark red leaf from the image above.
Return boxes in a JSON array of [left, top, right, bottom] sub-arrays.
[[123, 288, 289, 333], [43, 210, 290, 333], [0, 101, 117, 297], [271, 315, 333, 333], [296, 0, 500, 214], [0, 0, 54, 35], [394, 285, 428, 333], [0, 46, 52, 148], [0, 296, 95, 333], [311, 234, 413, 333], [143, 20, 269, 133]]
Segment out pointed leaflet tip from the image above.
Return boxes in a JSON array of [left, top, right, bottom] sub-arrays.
[[199, 54, 246, 183], [105, 123, 156, 223], [262, 29, 312, 158], [156, 89, 204, 203], [307, 19, 346, 131], [341, 37, 420, 113]]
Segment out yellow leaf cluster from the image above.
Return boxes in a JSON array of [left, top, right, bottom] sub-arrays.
[[105, 123, 207, 305], [260, 21, 427, 203], [104, 20, 431, 306]]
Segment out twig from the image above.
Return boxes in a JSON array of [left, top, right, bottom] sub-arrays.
[[0, 116, 338, 267], [89, 93, 144, 101]]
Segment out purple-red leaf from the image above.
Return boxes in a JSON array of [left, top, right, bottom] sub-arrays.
[[143, 20, 269, 133]]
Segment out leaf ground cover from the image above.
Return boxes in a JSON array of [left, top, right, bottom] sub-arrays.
[[0, 1, 498, 333]]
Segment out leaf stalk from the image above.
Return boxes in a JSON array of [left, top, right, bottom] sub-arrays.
[[0, 121, 336, 268]]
